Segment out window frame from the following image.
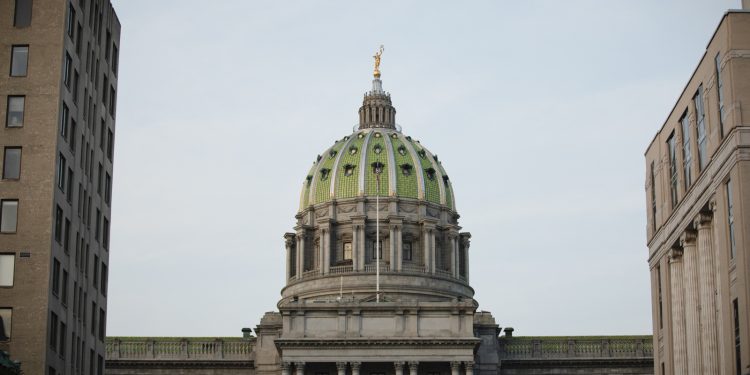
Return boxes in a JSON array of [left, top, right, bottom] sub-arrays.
[[0, 200, 19, 234], [0, 253, 15, 287], [6, 95, 25, 128], [3, 147, 22, 180], [10, 45, 29, 77]]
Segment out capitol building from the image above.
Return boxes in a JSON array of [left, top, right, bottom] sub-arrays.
[[104, 59, 653, 375]]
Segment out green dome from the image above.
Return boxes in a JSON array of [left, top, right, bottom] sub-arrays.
[[299, 128, 456, 212]]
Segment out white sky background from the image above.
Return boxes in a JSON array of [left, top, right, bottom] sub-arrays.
[[107, 0, 739, 337]]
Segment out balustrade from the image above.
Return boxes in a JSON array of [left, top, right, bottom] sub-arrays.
[[106, 338, 254, 361], [498, 337, 652, 359]]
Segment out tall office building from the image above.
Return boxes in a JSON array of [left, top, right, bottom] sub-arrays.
[[645, 6, 750, 375], [0, 0, 120, 374]]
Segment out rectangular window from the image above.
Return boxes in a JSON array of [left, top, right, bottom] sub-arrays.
[[70, 120, 77, 151], [95, 209, 101, 241], [107, 129, 113, 161], [102, 75, 108, 104], [3, 147, 21, 180], [0, 254, 15, 287], [60, 103, 69, 137], [0, 308, 11, 340], [6, 96, 25, 127], [100, 263, 107, 295], [105, 31, 111, 61], [66, 3, 76, 39], [403, 242, 412, 261], [371, 241, 383, 259], [716, 53, 725, 136], [734, 298, 741, 375], [727, 180, 736, 260], [104, 173, 111, 204], [98, 308, 105, 340], [668, 134, 678, 208], [57, 153, 67, 191], [657, 265, 663, 329], [55, 205, 63, 243], [76, 24, 82, 55], [63, 218, 71, 253], [681, 112, 692, 189], [97, 163, 103, 194], [13, 0, 33, 27], [10, 45, 29, 76], [100, 121, 106, 151], [112, 44, 119, 76], [103, 217, 109, 250], [0, 200, 19, 233], [93, 255, 98, 289], [90, 302, 96, 335], [63, 53, 73, 88], [49, 311, 58, 351], [109, 86, 116, 117], [650, 161, 657, 232], [66, 168, 73, 202], [694, 85, 708, 170], [59, 322, 66, 358], [72, 70, 79, 104], [52, 258, 60, 295], [61, 270, 68, 306], [97, 355, 103, 375]]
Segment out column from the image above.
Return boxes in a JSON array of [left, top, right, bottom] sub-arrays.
[[681, 230, 703, 375], [388, 226, 397, 272], [352, 225, 359, 271], [358, 225, 365, 271], [429, 230, 436, 274], [284, 234, 295, 280], [464, 361, 474, 375], [295, 362, 305, 375], [710, 198, 730, 375], [450, 361, 461, 375], [394, 361, 405, 375], [669, 248, 687, 375], [449, 233, 458, 278], [296, 232, 305, 278], [351, 362, 361, 375], [282, 362, 292, 375], [423, 227, 431, 272], [336, 362, 347, 375], [408, 361, 419, 375], [695, 213, 719, 374], [322, 226, 331, 275], [396, 225, 403, 271], [460, 235, 471, 283]]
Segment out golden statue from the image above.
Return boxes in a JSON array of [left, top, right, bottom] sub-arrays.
[[373, 45, 384, 78]]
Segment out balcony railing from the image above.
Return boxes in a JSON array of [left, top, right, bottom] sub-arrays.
[[106, 337, 255, 361], [286, 262, 468, 283], [498, 336, 653, 359]]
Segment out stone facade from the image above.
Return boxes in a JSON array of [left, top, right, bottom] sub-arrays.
[[644, 8, 750, 375]]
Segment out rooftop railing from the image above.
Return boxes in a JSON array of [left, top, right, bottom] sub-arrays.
[[106, 337, 255, 361], [498, 336, 653, 359]]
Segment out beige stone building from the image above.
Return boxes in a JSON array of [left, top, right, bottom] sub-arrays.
[[0, 0, 120, 374], [644, 6, 750, 375]]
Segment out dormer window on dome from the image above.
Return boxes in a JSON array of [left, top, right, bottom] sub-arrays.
[[397, 145, 407, 156], [373, 144, 383, 154], [349, 146, 358, 155], [329, 150, 337, 159], [426, 167, 436, 180], [320, 168, 331, 180], [400, 163, 413, 176], [344, 164, 356, 177]]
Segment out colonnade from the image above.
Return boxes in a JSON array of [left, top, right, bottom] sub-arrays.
[[281, 361, 474, 375], [284, 224, 470, 282], [667, 209, 721, 375]]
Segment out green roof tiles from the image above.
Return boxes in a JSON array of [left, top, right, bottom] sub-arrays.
[[300, 129, 454, 212]]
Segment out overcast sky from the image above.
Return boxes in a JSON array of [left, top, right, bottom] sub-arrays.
[[107, 0, 739, 337]]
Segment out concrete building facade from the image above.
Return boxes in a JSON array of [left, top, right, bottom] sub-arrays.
[[0, 0, 120, 374], [644, 8, 750, 375]]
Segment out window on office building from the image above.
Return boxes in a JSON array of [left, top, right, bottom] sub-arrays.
[[13, 0, 33, 27], [681, 112, 692, 189], [52, 258, 60, 295], [55, 205, 63, 243], [727, 180, 736, 260], [60, 103, 69, 137], [10, 45, 29, 77], [694, 85, 708, 170], [66, 3, 76, 39], [3, 147, 21, 180], [667, 134, 678, 208], [0, 200, 18, 233], [715, 53, 725, 137], [650, 162, 657, 232], [0, 308, 11, 341], [57, 154, 67, 191], [49, 312, 58, 351], [63, 53, 72, 88], [0, 254, 15, 287], [6, 96, 24, 127]]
